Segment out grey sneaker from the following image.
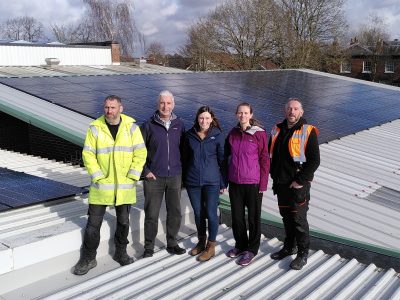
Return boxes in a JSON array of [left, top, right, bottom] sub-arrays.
[[72, 258, 97, 275]]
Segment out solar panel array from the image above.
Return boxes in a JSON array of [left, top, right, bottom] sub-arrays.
[[0, 168, 83, 212], [1, 70, 400, 144]]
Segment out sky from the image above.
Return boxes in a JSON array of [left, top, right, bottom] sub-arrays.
[[0, 0, 399, 56]]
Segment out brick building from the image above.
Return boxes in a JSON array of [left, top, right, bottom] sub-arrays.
[[338, 39, 400, 86]]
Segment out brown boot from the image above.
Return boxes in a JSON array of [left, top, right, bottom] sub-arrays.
[[189, 235, 207, 256], [198, 241, 216, 262]]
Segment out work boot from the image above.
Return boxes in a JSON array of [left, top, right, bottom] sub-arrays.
[[198, 241, 216, 262], [290, 252, 308, 270], [189, 235, 207, 256], [72, 257, 97, 275], [113, 248, 134, 266], [270, 247, 297, 260]]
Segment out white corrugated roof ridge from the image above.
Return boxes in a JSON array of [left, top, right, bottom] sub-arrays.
[[0, 148, 90, 187], [37, 225, 400, 300]]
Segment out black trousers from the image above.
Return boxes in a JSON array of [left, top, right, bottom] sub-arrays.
[[143, 174, 182, 250], [82, 204, 131, 260], [275, 183, 310, 253], [229, 182, 263, 255]]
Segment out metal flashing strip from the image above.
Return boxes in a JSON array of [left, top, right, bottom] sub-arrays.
[[0, 83, 91, 146]]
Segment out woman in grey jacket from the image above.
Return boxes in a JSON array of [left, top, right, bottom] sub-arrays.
[[183, 106, 227, 262]]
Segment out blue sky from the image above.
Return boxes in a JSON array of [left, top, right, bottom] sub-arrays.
[[0, 0, 399, 55]]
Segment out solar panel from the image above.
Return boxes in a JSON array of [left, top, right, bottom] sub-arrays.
[[0, 168, 83, 212], [1, 70, 400, 143]]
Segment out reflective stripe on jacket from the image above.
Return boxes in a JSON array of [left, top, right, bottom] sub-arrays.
[[82, 114, 147, 206], [269, 124, 318, 163]]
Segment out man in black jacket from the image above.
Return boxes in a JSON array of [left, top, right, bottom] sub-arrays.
[[269, 98, 320, 270]]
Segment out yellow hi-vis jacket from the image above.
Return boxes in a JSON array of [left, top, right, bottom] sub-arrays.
[[82, 114, 147, 206], [269, 124, 318, 163]]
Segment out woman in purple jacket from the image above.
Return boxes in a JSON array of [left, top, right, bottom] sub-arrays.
[[225, 102, 270, 266]]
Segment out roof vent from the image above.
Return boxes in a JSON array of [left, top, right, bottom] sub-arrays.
[[134, 57, 146, 68], [45, 58, 60, 66]]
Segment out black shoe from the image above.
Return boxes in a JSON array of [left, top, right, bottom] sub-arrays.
[[142, 249, 154, 258], [270, 247, 297, 260], [72, 258, 97, 275], [113, 252, 135, 266], [166, 245, 186, 255], [290, 253, 308, 270]]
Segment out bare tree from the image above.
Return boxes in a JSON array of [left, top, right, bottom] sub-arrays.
[[180, 0, 275, 70], [146, 42, 166, 65], [356, 14, 390, 46], [138, 32, 147, 57], [353, 14, 391, 82], [51, 18, 95, 44], [1, 16, 45, 42], [271, 0, 348, 69], [180, 18, 217, 71], [209, 0, 275, 69], [83, 0, 136, 55]]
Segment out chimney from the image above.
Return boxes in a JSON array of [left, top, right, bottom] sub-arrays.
[[350, 37, 358, 45], [110, 42, 120, 65]]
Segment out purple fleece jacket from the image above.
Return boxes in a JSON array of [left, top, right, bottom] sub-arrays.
[[225, 125, 270, 192]]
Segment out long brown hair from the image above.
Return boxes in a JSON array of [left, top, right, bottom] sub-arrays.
[[194, 106, 221, 131], [236, 102, 263, 127]]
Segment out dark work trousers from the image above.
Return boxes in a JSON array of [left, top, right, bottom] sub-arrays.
[[275, 183, 310, 253], [83, 203, 131, 260], [143, 174, 182, 251], [186, 185, 220, 241], [228, 182, 263, 255]]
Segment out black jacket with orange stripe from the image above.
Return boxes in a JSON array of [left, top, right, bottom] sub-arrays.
[[268, 117, 320, 187]]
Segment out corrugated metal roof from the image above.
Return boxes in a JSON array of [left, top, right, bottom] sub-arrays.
[[37, 225, 400, 300], [0, 148, 90, 187], [0, 66, 68, 77], [0, 64, 191, 78], [263, 119, 400, 250]]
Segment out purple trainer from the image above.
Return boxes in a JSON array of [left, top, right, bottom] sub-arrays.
[[238, 251, 254, 266], [226, 248, 243, 258]]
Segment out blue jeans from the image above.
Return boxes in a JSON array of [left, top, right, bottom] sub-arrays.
[[186, 185, 220, 241]]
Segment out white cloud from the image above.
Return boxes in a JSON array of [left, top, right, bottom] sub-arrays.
[[0, 0, 399, 54], [160, 2, 178, 17], [0, 0, 84, 25]]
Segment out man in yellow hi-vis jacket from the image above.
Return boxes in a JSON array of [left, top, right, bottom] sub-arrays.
[[73, 95, 147, 276]]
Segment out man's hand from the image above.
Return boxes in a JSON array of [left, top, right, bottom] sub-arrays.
[[290, 181, 303, 189], [146, 172, 157, 180]]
